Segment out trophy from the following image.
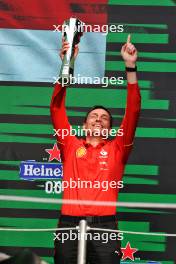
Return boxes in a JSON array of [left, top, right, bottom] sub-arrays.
[[59, 17, 84, 86]]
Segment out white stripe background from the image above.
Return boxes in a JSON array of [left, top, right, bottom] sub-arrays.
[[0, 29, 106, 82]]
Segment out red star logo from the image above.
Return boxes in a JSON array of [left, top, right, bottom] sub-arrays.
[[121, 242, 138, 261], [45, 143, 61, 161]]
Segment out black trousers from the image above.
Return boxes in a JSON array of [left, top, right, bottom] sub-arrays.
[[54, 216, 122, 264]]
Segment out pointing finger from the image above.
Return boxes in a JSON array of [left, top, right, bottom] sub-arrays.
[[126, 34, 131, 44]]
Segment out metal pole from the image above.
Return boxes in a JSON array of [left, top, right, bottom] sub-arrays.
[[77, 220, 88, 264]]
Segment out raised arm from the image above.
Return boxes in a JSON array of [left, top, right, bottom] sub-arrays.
[[50, 83, 70, 146], [115, 35, 141, 162], [50, 40, 79, 148]]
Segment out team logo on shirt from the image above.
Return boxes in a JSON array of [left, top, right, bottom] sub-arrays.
[[100, 149, 108, 156], [99, 149, 108, 159], [76, 147, 87, 158]]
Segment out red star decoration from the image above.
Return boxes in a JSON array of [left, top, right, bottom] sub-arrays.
[[121, 242, 138, 261], [45, 143, 61, 161]]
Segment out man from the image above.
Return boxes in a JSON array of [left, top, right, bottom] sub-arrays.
[[50, 34, 141, 264]]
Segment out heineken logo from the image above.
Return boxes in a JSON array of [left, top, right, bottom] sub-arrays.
[[19, 161, 63, 180], [19, 143, 63, 180]]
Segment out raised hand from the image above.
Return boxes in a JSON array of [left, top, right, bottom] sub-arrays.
[[121, 34, 137, 67], [59, 37, 79, 60]]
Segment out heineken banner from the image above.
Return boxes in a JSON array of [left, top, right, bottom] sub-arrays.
[[0, 0, 176, 263]]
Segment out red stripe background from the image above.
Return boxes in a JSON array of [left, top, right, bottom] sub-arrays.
[[0, 0, 107, 30]]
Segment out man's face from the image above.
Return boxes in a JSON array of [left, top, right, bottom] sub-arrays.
[[83, 108, 111, 137]]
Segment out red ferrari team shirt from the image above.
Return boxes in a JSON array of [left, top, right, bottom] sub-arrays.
[[50, 83, 141, 216]]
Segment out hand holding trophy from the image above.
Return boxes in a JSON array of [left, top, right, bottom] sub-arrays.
[[59, 39, 79, 61], [59, 17, 84, 86]]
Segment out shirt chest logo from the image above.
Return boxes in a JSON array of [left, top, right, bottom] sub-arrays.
[[76, 147, 87, 158], [99, 149, 109, 170], [99, 149, 108, 159]]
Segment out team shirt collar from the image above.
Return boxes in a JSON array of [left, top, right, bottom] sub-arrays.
[[81, 138, 107, 148]]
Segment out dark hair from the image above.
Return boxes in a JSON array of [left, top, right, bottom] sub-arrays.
[[84, 105, 113, 128]]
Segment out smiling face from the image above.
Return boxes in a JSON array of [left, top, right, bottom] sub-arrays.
[[83, 108, 111, 137]]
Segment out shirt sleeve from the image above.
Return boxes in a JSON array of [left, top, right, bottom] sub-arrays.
[[114, 82, 141, 163], [50, 83, 75, 156]]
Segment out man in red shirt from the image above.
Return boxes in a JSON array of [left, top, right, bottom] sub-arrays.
[[51, 35, 141, 264]]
